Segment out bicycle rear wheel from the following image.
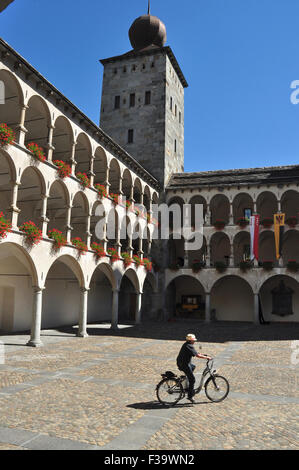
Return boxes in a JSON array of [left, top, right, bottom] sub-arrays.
[[204, 374, 229, 402], [156, 378, 183, 406]]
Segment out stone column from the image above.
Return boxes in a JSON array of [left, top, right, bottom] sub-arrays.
[[111, 288, 119, 330], [46, 125, 55, 162], [229, 202, 234, 225], [86, 213, 92, 249], [206, 203, 211, 225], [9, 181, 21, 229], [27, 287, 44, 347], [229, 243, 234, 267], [70, 141, 77, 174], [105, 167, 110, 194], [65, 204, 73, 243], [88, 156, 95, 187], [16, 104, 28, 146], [40, 194, 49, 237], [206, 242, 211, 267], [254, 293, 259, 325], [77, 288, 89, 337], [205, 292, 211, 323], [135, 292, 142, 325]]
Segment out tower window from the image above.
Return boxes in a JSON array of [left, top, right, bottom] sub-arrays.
[[179, 111, 182, 124], [130, 93, 135, 107], [114, 96, 120, 109], [145, 91, 151, 105], [128, 129, 134, 144], [175, 104, 177, 117], [174, 139, 177, 153], [170, 97, 173, 111]]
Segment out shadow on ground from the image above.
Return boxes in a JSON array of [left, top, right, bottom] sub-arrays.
[[2, 320, 298, 344]]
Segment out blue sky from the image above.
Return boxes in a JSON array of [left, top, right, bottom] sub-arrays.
[[1, 0, 299, 172]]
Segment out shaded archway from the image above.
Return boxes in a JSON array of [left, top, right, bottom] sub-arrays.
[[259, 275, 299, 323], [259, 230, 276, 266], [281, 190, 299, 221], [88, 263, 114, 323], [52, 116, 74, 165], [94, 146, 108, 186], [24, 95, 51, 154], [47, 180, 69, 235], [256, 191, 278, 221], [71, 192, 89, 242], [233, 193, 253, 223], [210, 194, 230, 225], [0, 242, 37, 332], [74, 132, 92, 175], [0, 149, 15, 220], [210, 231, 231, 266], [0, 69, 24, 139], [42, 256, 83, 329], [118, 269, 140, 323], [17, 166, 44, 228], [211, 276, 254, 322], [233, 231, 251, 266], [282, 230, 299, 265], [166, 275, 206, 320]]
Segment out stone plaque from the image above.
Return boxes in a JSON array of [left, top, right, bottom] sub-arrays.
[[271, 281, 294, 317]]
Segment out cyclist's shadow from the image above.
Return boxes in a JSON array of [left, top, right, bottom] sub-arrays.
[[127, 400, 210, 410]]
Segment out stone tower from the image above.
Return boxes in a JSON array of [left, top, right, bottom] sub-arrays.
[[99, 9, 188, 188]]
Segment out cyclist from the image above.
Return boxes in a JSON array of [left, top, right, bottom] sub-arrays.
[[176, 333, 212, 403]]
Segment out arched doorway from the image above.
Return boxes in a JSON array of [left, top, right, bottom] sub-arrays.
[[0, 242, 37, 332], [166, 275, 206, 320], [88, 264, 114, 323], [211, 276, 254, 322], [259, 275, 299, 323], [42, 256, 83, 329], [118, 269, 140, 323]]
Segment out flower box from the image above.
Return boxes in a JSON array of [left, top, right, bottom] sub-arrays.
[[286, 217, 298, 228], [0, 123, 15, 147], [213, 219, 226, 230], [261, 260, 274, 271], [133, 255, 143, 267], [48, 229, 67, 250], [261, 218, 273, 229], [122, 252, 133, 267], [94, 184, 107, 199], [237, 217, 249, 229], [0, 212, 12, 239], [20, 221, 42, 245], [76, 172, 90, 189], [26, 142, 46, 162], [53, 160, 72, 179], [91, 242, 106, 259], [71, 237, 88, 255], [109, 193, 119, 205], [286, 260, 299, 273], [214, 261, 227, 273], [143, 258, 152, 272], [107, 247, 120, 263]]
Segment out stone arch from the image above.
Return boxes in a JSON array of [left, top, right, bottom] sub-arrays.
[[189, 194, 207, 225], [47, 179, 70, 235], [0, 241, 38, 332], [233, 192, 254, 223], [74, 132, 92, 175], [122, 169, 133, 201], [24, 95, 51, 154], [259, 275, 299, 323], [133, 177, 142, 204], [94, 146, 108, 186], [0, 68, 24, 139], [71, 191, 89, 242], [210, 194, 230, 225], [109, 158, 121, 194], [118, 268, 141, 323], [52, 115, 74, 165], [210, 231, 231, 266], [42, 254, 85, 329], [281, 189, 299, 221], [166, 275, 206, 320], [233, 230, 251, 266], [0, 148, 17, 220], [210, 275, 254, 322], [259, 230, 276, 265], [256, 191, 278, 221], [88, 262, 115, 324], [90, 199, 106, 245], [282, 229, 299, 264], [17, 166, 46, 228]]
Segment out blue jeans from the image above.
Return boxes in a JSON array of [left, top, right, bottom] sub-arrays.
[[178, 363, 196, 398]]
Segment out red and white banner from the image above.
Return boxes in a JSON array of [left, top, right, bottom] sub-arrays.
[[250, 215, 260, 261]]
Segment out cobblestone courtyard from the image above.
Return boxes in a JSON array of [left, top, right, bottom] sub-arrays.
[[0, 321, 298, 450]]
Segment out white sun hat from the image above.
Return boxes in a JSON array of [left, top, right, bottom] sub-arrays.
[[186, 333, 197, 342]]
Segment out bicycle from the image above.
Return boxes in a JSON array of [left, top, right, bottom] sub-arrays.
[[156, 359, 229, 406]]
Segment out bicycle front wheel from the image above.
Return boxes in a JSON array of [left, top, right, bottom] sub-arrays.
[[204, 375, 229, 402], [156, 378, 183, 406]]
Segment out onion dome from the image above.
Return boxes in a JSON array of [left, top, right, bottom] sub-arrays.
[[129, 13, 167, 51]]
